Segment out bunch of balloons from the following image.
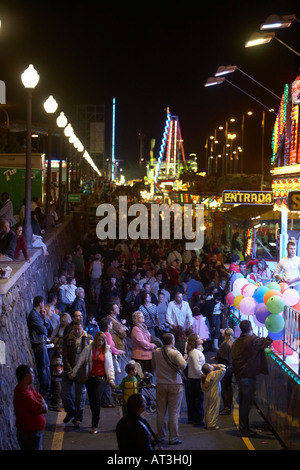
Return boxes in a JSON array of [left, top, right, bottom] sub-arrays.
[[226, 272, 300, 341]]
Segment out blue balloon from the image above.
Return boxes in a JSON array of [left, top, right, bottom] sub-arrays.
[[253, 286, 269, 304], [231, 273, 243, 283], [268, 329, 284, 340]]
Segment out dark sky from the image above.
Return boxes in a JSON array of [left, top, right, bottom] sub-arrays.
[[0, 0, 300, 177]]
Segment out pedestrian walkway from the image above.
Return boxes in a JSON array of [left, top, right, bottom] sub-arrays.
[[42, 383, 285, 451]]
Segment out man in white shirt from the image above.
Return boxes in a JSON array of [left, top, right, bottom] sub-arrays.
[[166, 292, 194, 329], [274, 241, 300, 290]]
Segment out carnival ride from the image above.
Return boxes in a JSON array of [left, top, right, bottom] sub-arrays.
[[146, 108, 192, 194]]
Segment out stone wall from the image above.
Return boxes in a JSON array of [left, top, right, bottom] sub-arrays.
[[0, 213, 84, 450]]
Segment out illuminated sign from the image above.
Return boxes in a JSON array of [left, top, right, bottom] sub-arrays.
[[288, 191, 300, 211], [222, 190, 273, 205], [291, 76, 300, 105]]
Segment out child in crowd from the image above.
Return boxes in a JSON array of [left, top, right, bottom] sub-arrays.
[[201, 363, 226, 430], [85, 315, 99, 338], [115, 362, 138, 416], [49, 346, 64, 411]]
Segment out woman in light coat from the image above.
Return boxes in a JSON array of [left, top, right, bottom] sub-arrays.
[[69, 331, 115, 434]]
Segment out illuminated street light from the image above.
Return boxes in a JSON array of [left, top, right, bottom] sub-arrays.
[[56, 112, 68, 217], [245, 31, 300, 57], [44, 95, 58, 228], [214, 65, 286, 104], [204, 76, 277, 115], [21, 64, 40, 247], [260, 14, 299, 30]]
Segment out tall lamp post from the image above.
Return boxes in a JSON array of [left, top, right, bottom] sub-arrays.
[[21, 64, 40, 248], [44, 95, 58, 229], [64, 123, 74, 214], [56, 111, 68, 218]]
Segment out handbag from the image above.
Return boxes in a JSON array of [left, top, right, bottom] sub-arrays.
[[161, 347, 188, 383], [113, 355, 121, 376]]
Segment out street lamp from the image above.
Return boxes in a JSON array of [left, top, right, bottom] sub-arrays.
[[245, 31, 300, 57], [260, 14, 299, 30], [204, 75, 277, 115], [56, 111, 68, 218], [63, 123, 74, 213], [21, 64, 40, 248], [214, 65, 287, 104], [43, 95, 58, 228]]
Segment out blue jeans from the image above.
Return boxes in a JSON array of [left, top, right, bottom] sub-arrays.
[[212, 314, 221, 340], [17, 429, 43, 450], [61, 372, 87, 422], [32, 343, 51, 396], [236, 377, 256, 432]]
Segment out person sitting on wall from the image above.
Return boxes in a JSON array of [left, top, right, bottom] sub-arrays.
[[14, 225, 31, 262], [0, 219, 17, 261]]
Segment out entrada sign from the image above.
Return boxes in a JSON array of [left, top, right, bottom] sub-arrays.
[[222, 190, 273, 205]]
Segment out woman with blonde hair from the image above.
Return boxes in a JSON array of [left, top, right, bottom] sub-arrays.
[[185, 333, 205, 426], [131, 311, 156, 374], [216, 328, 234, 415], [69, 331, 115, 434]]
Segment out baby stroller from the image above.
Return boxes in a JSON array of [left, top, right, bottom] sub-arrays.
[[115, 355, 156, 413]]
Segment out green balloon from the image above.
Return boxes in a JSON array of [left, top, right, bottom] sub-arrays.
[[267, 282, 281, 292], [266, 295, 285, 314], [265, 314, 285, 333]]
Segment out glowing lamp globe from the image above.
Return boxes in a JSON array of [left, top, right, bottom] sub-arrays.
[[21, 64, 40, 89], [44, 95, 58, 114], [56, 111, 68, 128]]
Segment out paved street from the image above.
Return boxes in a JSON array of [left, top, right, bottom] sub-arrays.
[[42, 375, 285, 453]]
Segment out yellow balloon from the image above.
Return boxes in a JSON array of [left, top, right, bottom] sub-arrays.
[[234, 294, 244, 309]]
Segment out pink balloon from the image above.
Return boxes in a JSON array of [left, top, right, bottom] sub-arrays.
[[233, 278, 248, 296], [226, 292, 235, 306], [243, 283, 257, 298], [239, 297, 257, 316], [241, 283, 251, 295], [282, 288, 300, 307]]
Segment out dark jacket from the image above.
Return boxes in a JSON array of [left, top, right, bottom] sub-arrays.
[[27, 308, 52, 345], [70, 297, 87, 325], [0, 230, 17, 259], [62, 330, 92, 375], [116, 413, 157, 450], [231, 333, 272, 379]]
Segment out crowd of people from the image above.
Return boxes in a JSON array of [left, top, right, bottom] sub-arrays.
[[12, 229, 275, 450]]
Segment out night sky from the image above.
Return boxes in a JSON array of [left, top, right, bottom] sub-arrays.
[[0, 0, 300, 178]]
